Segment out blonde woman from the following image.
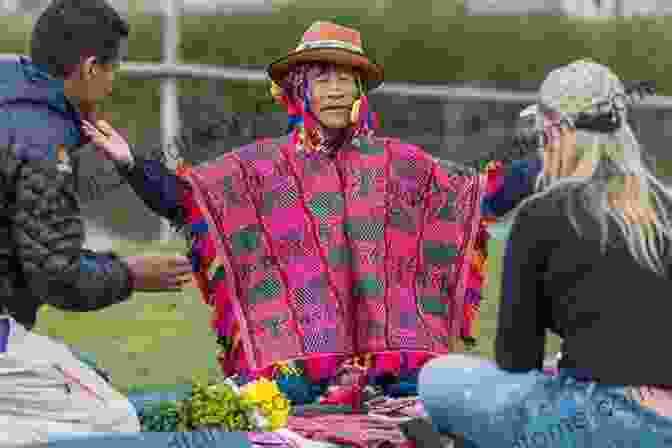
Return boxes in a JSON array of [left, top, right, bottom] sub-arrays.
[[419, 59, 672, 447]]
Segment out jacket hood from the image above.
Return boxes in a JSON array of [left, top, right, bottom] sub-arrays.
[[0, 56, 74, 116], [0, 55, 90, 147]]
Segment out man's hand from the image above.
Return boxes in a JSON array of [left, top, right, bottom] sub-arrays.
[[123, 255, 193, 292], [81, 119, 134, 166]]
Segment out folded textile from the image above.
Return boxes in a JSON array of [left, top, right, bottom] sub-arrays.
[[292, 404, 359, 416], [274, 429, 343, 448], [366, 397, 428, 421], [247, 431, 297, 448], [286, 414, 413, 448]]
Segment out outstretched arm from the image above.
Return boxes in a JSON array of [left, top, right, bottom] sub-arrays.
[[427, 150, 542, 347], [481, 154, 542, 219], [432, 151, 542, 220], [81, 120, 225, 308], [115, 156, 188, 227], [82, 120, 187, 227]]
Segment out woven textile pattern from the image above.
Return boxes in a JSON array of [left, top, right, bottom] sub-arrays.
[[181, 133, 490, 382]]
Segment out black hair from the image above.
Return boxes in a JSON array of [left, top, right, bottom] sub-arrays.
[[30, 0, 130, 78]]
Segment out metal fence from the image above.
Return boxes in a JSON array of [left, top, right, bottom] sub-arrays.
[[8, 0, 672, 241], [11, 0, 672, 241], [121, 60, 672, 108], [4, 57, 672, 243], [110, 59, 672, 242]]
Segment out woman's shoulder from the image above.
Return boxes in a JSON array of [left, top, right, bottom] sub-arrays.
[[514, 181, 590, 231]]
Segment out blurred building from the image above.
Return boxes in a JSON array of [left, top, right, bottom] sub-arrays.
[[465, 0, 672, 17]]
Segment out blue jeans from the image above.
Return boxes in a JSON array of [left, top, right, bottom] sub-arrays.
[[418, 354, 672, 448]]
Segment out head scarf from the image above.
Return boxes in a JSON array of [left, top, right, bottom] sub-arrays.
[[270, 62, 379, 155]]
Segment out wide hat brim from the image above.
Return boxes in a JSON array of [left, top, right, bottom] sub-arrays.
[[267, 47, 384, 91]]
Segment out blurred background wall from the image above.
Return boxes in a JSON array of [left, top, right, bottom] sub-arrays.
[[0, 0, 670, 242]]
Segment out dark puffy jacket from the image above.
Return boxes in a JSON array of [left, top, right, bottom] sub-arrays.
[[0, 56, 133, 329]]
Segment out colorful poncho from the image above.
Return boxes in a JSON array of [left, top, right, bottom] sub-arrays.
[[177, 131, 503, 390]]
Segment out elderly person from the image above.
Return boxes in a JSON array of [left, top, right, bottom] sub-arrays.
[[419, 59, 672, 447], [83, 21, 540, 405]]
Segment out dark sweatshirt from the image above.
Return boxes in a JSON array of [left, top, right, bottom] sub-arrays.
[[496, 184, 672, 386]]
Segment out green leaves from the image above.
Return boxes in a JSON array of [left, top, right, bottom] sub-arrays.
[[137, 378, 259, 432], [178, 380, 255, 432], [140, 400, 181, 432]]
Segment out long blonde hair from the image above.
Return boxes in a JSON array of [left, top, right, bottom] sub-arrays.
[[522, 59, 672, 275]]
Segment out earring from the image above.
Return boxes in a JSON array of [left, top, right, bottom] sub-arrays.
[[270, 81, 285, 105], [352, 77, 364, 125], [350, 98, 362, 125]]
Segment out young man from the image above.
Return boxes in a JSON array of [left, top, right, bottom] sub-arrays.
[[0, 0, 192, 444], [85, 21, 541, 411]]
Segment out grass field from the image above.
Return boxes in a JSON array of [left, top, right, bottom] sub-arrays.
[[32, 238, 562, 395]]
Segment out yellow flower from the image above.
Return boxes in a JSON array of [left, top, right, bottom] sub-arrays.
[[241, 378, 278, 402], [268, 408, 289, 430], [240, 378, 291, 431]]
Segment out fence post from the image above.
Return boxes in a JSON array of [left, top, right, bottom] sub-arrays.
[[159, 0, 181, 242], [1, 0, 17, 14]]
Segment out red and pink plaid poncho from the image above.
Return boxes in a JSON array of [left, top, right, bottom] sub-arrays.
[[176, 129, 502, 386]]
